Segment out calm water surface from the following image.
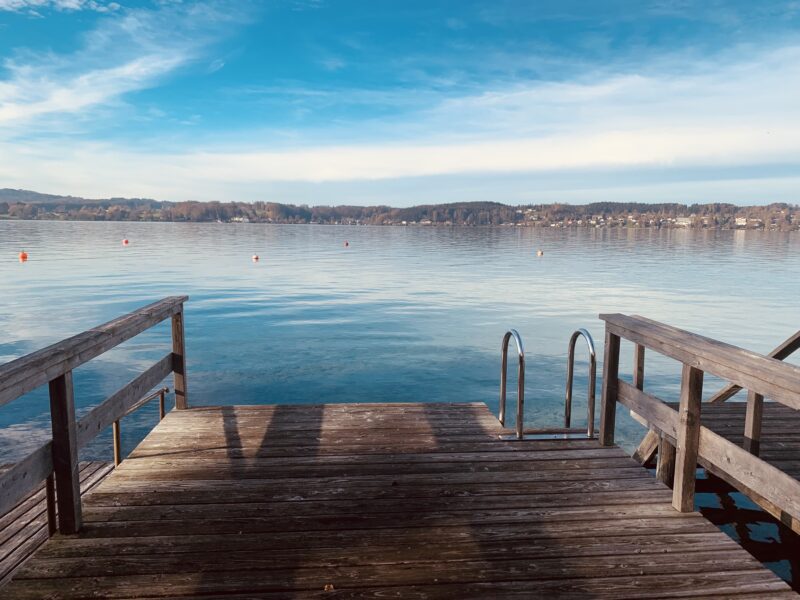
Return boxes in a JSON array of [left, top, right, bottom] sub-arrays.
[[1, 221, 799, 461]]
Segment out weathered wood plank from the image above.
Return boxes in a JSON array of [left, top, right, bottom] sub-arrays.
[[2, 403, 791, 598], [699, 426, 800, 524], [0, 462, 112, 586], [600, 313, 800, 409], [76, 353, 173, 449], [2, 557, 783, 599], [743, 390, 764, 455], [599, 329, 620, 446], [708, 328, 800, 403], [656, 433, 676, 487], [171, 310, 188, 409], [672, 365, 703, 512], [0, 296, 187, 408], [48, 372, 81, 534], [0, 443, 53, 517]]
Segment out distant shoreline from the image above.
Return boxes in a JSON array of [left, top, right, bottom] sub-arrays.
[[1, 215, 797, 232], [1, 188, 798, 231]]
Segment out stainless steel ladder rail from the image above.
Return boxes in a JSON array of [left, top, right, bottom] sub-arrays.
[[499, 329, 525, 440], [564, 328, 597, 438]]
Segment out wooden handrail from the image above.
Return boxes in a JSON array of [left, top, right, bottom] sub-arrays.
[[600, 314, 800, 410], [708, 329, 800, 403], [599, 313, 800, 527], [0, 296, 188, 535], [0, 296, 187, 408]]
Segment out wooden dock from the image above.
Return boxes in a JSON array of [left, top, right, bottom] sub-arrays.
[[1, 298, 798, 597], [2, 402, 795, 598], [0, 461, 112, 586]]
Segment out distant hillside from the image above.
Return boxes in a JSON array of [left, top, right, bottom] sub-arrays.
[[0, 188, 158, 206], [0, 188, 797, 230]]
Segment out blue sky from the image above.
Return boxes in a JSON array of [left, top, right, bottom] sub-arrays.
[[0, 0, 799, 206]]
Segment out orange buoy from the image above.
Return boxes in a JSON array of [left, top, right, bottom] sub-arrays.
[[344, 241, 349, 247], [18, 250, 28, 262], [252, 254, 259, 262], [122, 238, 129, 246]]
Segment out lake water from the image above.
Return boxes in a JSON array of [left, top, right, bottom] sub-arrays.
[[1, 220, 799, 462]]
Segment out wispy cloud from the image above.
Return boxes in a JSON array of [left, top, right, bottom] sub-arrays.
[[0, 1, 247, 131], [0, 0, 119, 13], [1, 4, 799, 206]]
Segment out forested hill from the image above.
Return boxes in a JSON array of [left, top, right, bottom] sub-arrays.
[[0, 188, 797, 230]]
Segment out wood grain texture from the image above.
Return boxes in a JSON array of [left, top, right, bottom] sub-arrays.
[[0, 296, 186, 408], [600, 313, 800, 409], [708, 329, 800, 403], [76, 353, 173, 449], [0, 462, 112, 586], [48, 372, 81, 534], [599, 330, 620, 446], [2, 403, 792, 598]]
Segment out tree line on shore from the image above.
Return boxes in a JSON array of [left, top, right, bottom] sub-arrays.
[[0, 189, 797, 230]]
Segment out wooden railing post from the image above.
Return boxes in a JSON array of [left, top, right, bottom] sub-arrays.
[[633, 344, 645, 390], [632, 344, 661, 465], [172, 307, 188, 410], [672, 364, 704, 512], [48, 371, 82, 533], [743, 391, 763, 455], [599, 329, 621, 446], [656, 434, 676, 486]]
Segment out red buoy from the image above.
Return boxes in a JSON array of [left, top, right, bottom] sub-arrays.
[[18, 250, 28, 262], [122, 239, 129, 246], [252, 254, 259, 262], [344, 241, 349, 247]]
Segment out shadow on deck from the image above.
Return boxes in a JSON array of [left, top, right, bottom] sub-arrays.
[[2, 403, 794, 598]]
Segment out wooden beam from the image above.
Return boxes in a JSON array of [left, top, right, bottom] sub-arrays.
[[598, 330, 620, 447], [632, 431, 659, 465], [656, 434, 676, 487], [172, 310, 188, 410], [633, 344, 645, 390], [629, 343, 659, 466], [0, 442, 53, 516], [0, 296, 188, 408], [699, 426, 800, 524], [743, 391, 763, 456], [616, 380, 679, 439], [672, 365, 704, 512], [49, 371, 81, 534], [76, 353, 174, 448], [708, 329, 800, 403], [600, 314, 800, 410]]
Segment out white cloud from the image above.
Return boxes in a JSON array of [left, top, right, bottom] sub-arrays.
[[0, 1, 245, 129], [1, 14, 799, 205], [0, 0, 119, 13]]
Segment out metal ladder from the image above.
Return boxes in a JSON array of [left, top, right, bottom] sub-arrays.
[[498, 328, 597, 440]]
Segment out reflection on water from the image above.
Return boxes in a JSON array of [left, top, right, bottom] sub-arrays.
[[1, 221, 799, 462], [646, 465, 800, 591]]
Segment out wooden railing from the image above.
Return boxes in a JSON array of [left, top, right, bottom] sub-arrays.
[[598, 314, 800, 522], [0, 296, 188, 534]]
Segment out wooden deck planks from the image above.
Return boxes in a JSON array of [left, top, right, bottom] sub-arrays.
[[2, 403, 795, 598], [0, 461, 113, 585]]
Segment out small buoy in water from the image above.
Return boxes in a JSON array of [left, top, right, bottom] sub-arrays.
[[344, 241, 349, 247], [536, 249, 544, 257], [122, 238, 129, 246], [252, 254, 259, 262], [18, 250, 28, 262]]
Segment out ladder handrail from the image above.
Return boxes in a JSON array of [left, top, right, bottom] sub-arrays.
[[564, 328, 597, 438], [499, 329, 525, 440]]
